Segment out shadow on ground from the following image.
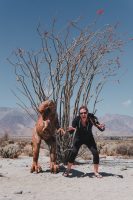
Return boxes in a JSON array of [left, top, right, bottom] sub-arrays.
[[62, 169, 124, 178]]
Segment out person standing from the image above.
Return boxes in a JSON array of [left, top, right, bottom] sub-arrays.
[[63, 105, 105, 178]]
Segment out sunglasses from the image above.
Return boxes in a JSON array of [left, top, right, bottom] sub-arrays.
[[80, 112, 87, 115]]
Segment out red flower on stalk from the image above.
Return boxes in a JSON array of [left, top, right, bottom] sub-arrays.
[[96, 9, 104, 15]]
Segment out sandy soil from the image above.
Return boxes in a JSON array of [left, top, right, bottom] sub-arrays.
[[0, 151, 133, 200]]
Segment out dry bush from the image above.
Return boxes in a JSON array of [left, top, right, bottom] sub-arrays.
[[0, 135, 51, 158], [128, 145, 133, 156], [0, 137, 32, 158], [0, 139, 14, 148], [0, 133, 10, 147], [97, 141, 106, 152], [22, 144, 33, 157], [116, 144, 128, 155], [97, 139, 133, 157], [16, 141, 28, 149], [116, 143, 133, 156], [1, 132, 9, 141], [0, 144, 21, 158], [99, 143, 118, 156], [77, 145, 92, 160], [15, 138, 49, 157]]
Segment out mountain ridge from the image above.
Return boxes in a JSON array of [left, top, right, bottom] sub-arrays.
[[0, 107, 133, 137]]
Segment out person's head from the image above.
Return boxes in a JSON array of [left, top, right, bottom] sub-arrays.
[[79, 105, 88, 121]]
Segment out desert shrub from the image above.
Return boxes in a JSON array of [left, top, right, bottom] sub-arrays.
[[20, 142, 49, 157], [16, 141, 28, 149], [0, 144, 21, 158], [22, 144, 33, 157], [8, 140, 15, 144], [97, 141, 106, 152], [0, 134, 16, 147], [0, 140, 9, 147], [128, 144, 133, 156], [116, 143, 133, 156], [77, 145, 92, 160], [97, 139, 133, 157], [0, 135, 9, 147], [2, 132, 9, 141], [116, 144, 127, 155], [100, 143, 118, 156]]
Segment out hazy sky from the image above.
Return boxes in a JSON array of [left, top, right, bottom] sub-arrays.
[[0, 0, 133, 117]]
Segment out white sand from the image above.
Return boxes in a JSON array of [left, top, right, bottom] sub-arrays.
[[0, 152, 133, 200]]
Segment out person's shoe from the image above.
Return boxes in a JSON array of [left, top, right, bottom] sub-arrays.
[[62, 169, 70, 177], [94, 173, 102, 178]]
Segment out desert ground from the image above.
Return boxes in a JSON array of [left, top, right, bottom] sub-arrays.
[[0, 149, 133, 200]]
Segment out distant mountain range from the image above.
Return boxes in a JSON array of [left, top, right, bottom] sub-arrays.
[[98, 114, 133, 137], [0, 107, 133, 137], [0, 107, 35, 137]]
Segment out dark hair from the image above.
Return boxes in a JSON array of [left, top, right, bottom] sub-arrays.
[[79, 105, 88, 114]]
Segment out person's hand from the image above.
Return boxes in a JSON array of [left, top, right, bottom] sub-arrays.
[[67, 126, 76, 132], [98, 123, 105, 130], [57, 128, 65, 135]]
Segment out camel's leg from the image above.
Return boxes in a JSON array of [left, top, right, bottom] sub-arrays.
[[49, 140, 59, 174], [30, 129, 42, 173]]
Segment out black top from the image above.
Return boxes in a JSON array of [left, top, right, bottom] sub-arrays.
[[72, 113, 104, 136]]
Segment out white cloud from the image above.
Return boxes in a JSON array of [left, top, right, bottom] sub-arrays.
[[122, 99, 132, 107]]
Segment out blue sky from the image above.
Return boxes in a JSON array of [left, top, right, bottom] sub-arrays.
[[0, 0, 133, 117]]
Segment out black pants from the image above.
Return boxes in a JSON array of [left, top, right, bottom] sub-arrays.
[[68, 134, 99, 164]]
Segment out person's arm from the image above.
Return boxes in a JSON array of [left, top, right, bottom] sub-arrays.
[[67, 116, 79, 133], [89, 113, 105, 132], [95, 123, 105, 131]]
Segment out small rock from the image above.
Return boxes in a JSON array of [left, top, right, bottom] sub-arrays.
[[120, 167, 127, 171], [0, 174, 4, 177], [14, 190, 23, 194]]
